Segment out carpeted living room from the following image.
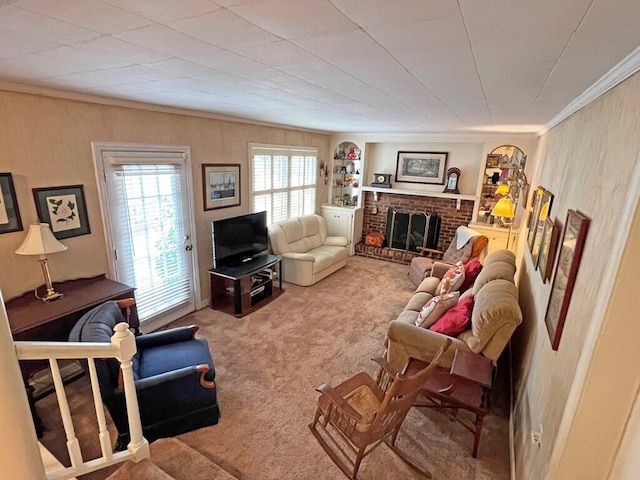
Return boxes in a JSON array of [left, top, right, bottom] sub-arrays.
[[38, 255, 512, 480], [2, 2, 640, 480]]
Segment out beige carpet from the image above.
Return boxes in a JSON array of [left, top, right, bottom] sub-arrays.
[[39, 256, 510, 480]]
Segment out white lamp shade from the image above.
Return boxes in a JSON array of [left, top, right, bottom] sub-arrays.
[[15, 223, 68, 256], [490, 198, 515, 219]]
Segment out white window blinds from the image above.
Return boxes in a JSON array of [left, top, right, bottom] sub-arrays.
[[107, 161, 191, 321], [251, 145, 317, 224]]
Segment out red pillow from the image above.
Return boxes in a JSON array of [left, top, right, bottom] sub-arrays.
[[429, 296, 474, 336], [460, 258, 483, 292]]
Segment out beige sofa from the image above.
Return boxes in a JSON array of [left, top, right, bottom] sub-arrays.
[[268, 214, 349, 286], [386, 249, 522, 370]]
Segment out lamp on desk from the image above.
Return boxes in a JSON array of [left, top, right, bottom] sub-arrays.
[[15, 223, 68, 302], [490, 197, 515, 250]]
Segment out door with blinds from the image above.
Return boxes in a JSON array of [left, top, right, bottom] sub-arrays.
[[93, 143, 198, 330]]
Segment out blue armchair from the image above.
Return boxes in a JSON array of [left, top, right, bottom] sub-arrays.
[[69, 300, 220, 449]]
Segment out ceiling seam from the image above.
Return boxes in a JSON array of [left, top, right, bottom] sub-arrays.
[[522, 0, 597, 126], [456, 0, 492, 124], [327, 0, 466, 127]]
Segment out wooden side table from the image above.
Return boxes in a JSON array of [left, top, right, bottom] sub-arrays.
[[407, 349, 493, 458], [5, 274, 137, 437]]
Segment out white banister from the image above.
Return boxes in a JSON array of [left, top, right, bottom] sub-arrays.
[[0, 290, 47, 480], [7, 315, 149, 480]]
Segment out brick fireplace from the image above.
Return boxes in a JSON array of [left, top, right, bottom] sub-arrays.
[[355, 190, 475, 264]]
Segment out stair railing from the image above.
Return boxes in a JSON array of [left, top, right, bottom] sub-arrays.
[[14, 322, 149, 480]]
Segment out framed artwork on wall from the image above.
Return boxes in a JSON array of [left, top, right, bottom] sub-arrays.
[[530, 188, 554, 268], [202, 164, 240, 211], [0, 172, 23, 234], [395, 151, 448, 185], [544, 209, 590, 350], [33, 185, 91, 239], [538, 217, 559, 283]]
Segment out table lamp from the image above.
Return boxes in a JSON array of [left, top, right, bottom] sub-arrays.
[[15, 223, 68, 302], [490, 197, 515, 250]]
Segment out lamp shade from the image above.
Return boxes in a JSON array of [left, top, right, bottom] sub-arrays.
[[494, 184, 510, 196], [490, 198, 515, 219], [15, 223, 67, 256]]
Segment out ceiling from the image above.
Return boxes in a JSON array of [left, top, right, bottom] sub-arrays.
[[1, 0, 639, 134]]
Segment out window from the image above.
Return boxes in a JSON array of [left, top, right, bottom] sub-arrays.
[[250, 144, 318, 224]]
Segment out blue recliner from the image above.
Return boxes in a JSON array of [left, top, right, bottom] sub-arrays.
[[69, 300, 220, 449]]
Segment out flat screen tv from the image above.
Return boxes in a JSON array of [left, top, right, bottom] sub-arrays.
[[212, 211, 269, 268]]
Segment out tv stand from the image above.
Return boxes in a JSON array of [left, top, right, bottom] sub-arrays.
[[209, 254, 283, 317]]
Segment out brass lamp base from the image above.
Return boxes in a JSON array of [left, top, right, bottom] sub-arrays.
[[36, 289, 64, 302], [35, 257, 64, 302]]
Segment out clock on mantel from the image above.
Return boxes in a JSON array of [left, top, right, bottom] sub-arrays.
[[371, 173, 392, 188]]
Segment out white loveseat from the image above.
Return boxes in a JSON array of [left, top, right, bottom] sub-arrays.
[[268, 214, 349, 286]]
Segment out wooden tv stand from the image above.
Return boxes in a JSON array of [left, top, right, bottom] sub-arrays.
[[209, 254, 283, 317]]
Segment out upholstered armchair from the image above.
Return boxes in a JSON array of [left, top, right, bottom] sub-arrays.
[[69, 300, 219, 449], [408, 226, 488, 286]]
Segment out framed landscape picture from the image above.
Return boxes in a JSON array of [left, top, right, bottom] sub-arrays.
[[395, 151, 448, 185], [33, 185, 90, 239], [544, 210, 590, 350], [203, 164, 240, 211], [0, 172, 23, 234], [538, 217, 559, 283]]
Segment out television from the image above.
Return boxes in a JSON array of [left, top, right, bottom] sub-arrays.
[[212, 211, 269, 268]]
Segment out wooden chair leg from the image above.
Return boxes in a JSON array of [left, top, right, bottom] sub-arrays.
[[472, 412, 485, 458]]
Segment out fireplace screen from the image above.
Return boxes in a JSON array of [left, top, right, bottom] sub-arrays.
[[384, 208, 440, 252]]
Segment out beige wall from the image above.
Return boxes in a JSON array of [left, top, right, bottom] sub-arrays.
[[0, 90, 330, 302], [513, 72, 640, 478]]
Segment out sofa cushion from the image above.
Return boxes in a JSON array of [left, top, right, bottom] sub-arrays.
[[415, 292, 459, 328], [482, 249, 516, 267], [472, 261, 516, 295], [404, 292, 434, 313], [429, 295, 474, 335], [460, 257, 483, 292], [460, 279, 520, 353], [437, 262, 465, 294], [309, 245, 348, 272], [415, 276, 441, 296]]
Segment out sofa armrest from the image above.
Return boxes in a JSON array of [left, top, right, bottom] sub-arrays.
[[386, 320, 468, 370], [324, 235, 348, 247], [135, 326, 198, 349], [281, 252, 316, 262]]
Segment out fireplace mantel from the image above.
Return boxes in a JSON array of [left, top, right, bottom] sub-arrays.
[[361, 186, 475, 201], [361, 186, 476, 209]]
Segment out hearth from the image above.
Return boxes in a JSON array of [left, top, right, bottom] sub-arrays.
[[384, 208, 440, 253]]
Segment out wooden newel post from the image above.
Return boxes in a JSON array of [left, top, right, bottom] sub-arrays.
[[112, 322, 149, 461]]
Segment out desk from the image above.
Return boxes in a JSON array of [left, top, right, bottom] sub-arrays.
[[407, 349, 493, 458], [5, 274, 137, 436]]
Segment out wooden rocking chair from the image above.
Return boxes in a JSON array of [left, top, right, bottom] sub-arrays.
[[309, 338, 452, 479]]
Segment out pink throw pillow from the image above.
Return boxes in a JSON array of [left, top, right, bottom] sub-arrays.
[[429, 296, 474, 336], [415, 292, 460, 328], [460, 257, 483, 292]]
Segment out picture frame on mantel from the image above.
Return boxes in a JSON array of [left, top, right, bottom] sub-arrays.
[[544, 209, 590, 350], [0, 172, 23, 234], [33, 184, 90, 240], [395, 151, 448, 185]]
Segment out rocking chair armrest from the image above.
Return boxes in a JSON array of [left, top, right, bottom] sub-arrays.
[[315, 384, 362, 421], [370, 356, 402, 379], [416, 246, 444, 257]]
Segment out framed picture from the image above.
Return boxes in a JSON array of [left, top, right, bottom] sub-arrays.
[[0, 173, 23, 234], [33, 185, 90, 239], [538, 217, 559, 283], [527, 187, 554, 264], [485, 154, 501, 168], [203, 164, 240, 211], [544, 210, 590, 350], [395, 151, 448, 185]]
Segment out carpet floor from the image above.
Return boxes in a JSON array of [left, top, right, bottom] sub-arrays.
[[38, 256, 511, 479]]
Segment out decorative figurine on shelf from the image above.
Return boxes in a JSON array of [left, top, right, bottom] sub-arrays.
[[346, 147, 358, 160]]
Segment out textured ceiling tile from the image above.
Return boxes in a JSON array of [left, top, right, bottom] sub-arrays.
[[331, 0, 458, 28], [15, 0, 151, 34], [0, 26, 52, 58], [228, 40, 317, 67], [229, 0, 358, 39], [0, 4, 100, 44], [169, 9, 280, 48], [185, 50, 264, 73], [73, 36, 170, 68], [116, 24, 215, 57], [102, 0, 221, 23]]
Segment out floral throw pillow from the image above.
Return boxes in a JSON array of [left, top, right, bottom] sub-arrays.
[[437, 261, 466, 295], [415, 292, 460, 328]]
